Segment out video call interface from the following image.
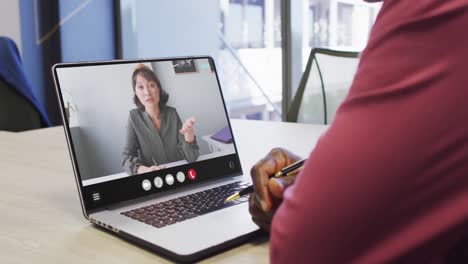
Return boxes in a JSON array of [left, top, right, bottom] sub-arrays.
[[55, 58, 241, 206]]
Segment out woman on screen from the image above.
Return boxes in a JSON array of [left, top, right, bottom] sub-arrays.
[[122, 64, 199, 175]]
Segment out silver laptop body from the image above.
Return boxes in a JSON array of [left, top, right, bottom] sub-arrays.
[[52, 56, 259, 262]]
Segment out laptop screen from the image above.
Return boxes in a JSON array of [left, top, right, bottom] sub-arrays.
[[53, 57, 242, 211]]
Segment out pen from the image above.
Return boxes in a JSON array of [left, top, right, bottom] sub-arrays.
[[152, 157, 157, 166], [224, 158, 306, 203]]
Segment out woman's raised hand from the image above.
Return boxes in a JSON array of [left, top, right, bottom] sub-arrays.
[[180, 117, 196, 143]]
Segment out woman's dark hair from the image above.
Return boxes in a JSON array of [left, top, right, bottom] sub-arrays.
[[131, 66, 169, 108]]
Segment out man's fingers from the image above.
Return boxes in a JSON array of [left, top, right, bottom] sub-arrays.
[[269, 174, 297, 199], [248, 194, 273, 232], [269, 148, 301, 168], [250, 148, 302, 212], [251, 159, 275, 212]]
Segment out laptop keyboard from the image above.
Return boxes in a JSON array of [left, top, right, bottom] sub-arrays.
[[120, 181, 250, 228]]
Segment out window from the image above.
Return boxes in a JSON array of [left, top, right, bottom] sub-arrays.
[[119, 0, 283, 121], [303, 0, 382, 68], [218, 0, 282, 120], [118, 0, 381, 121], [306, 0, 381, 49]]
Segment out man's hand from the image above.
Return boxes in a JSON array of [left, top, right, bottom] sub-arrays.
[[180, 117, 196, 143], [249, 148, 302, 232]]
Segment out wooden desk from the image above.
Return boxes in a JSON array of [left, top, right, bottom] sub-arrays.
[[0, 119, 327, 263]]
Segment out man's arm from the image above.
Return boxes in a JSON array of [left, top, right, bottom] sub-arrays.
[[271, 1, 468, 261], [270, 103, 420, 263]]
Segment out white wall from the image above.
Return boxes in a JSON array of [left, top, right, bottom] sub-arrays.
[[0, 0, 22, 52], [153, 59, 230, 154], [56, 59, 229, 180], [57, 64, 136, 179]]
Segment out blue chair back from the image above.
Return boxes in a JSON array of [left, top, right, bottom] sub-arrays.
[[0, 36, 51, 129]]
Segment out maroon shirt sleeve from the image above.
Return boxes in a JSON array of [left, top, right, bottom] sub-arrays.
[[270, 1, 468, 263]]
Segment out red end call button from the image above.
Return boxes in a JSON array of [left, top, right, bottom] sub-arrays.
[[188, 169, 197, 180]]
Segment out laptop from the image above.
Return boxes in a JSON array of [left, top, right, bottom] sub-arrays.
[[52, 56, 260, 262]]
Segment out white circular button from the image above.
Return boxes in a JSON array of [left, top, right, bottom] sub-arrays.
[[142, 179, 151, 191], [176, 171, 185, 183], [154, 177, 163, 188], [165, 174, 174, 185]]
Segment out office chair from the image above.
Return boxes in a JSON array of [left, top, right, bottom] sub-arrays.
[[287, 48, 360, 124], [0, 36, 50, 131]]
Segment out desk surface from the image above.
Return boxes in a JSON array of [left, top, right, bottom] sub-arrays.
[[0, 119, 327, 263]]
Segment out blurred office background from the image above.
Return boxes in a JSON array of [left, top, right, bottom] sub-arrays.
[[0, 0, 382, 127]]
